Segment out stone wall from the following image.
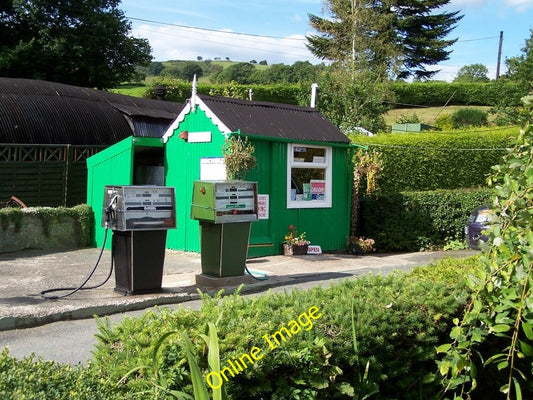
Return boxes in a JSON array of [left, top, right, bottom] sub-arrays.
[[0, 205, 93, 253]]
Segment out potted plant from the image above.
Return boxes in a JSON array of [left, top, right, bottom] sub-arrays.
[[348, 236, 376, 255], [222, 136, 257, 180], [283, 225, 311, 255]]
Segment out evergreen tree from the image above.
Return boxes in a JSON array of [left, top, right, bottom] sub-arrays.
[[307, 0, 462, 80], [0, 0, 152, 89]]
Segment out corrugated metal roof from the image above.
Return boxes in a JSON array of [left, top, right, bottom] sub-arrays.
[[0, 78, 183, 145], [198, 94, 349, 144]]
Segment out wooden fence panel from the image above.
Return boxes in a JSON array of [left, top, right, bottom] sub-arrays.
[[0, 144, 104, 207]]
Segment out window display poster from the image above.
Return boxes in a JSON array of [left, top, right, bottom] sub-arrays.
[[258, 194, 269, 219], [311, 180, 326, 200]]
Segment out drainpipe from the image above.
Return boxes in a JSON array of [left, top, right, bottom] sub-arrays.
[[310, 83, 318, 108]]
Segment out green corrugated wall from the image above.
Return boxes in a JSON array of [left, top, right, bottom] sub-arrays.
[[165, 108, 227, 252]]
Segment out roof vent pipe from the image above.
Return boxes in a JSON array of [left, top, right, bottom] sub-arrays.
[[248, 88, 254, 101], [191, 74, 198, 111], [310, 83, 318, 108]]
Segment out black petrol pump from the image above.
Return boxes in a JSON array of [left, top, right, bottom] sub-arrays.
[[103, 185, 176, 295], [191, 180, 258, 278]]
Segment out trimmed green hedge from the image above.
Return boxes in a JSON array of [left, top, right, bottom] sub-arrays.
[[391, 81, 526, 107], [0, 350, 118, 399], [86, 256, 480, 399], [0, 256, 483, 399], [351, 128, 517, 192], [361, 189, 494, 251], [146, 78, 304, 105]]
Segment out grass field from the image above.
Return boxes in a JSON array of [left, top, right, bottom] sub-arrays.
[[384, 105, 493, 125], [109, 83, 148, 97], [110, 79, 495, 129]]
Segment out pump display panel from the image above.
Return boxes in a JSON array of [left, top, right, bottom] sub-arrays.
[[103, 185, 176, 231], [191, 180, 258, 223]]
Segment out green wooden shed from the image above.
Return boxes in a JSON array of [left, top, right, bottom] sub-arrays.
[[162, 92, 353, 257], [87, 90, 354, 257]]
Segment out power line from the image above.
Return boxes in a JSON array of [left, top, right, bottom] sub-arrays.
[[128, 17, 307, 42], [133, 24, 312, 57], [456, 35, 499, 43], [128, 16, 502, 46]]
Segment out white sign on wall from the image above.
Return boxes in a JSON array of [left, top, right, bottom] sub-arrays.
[[257, 194, 269, 219], [188, 131, 212, 143], [200, 157, 226, 180]]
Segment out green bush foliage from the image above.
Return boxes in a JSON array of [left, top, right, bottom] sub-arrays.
[[434, 113, 453, 130], [451, 108, 488, 128], [351, 128, 517, 192], [437, 96, 533, 399], [0, 349, 118, 399], [392, 81, 527, 107], [146, 78, 304, 105], [88, 256, 482, 399], [0, 256, 482, 399], [145, 79, 527, 110], [362, 189, 494, 251]]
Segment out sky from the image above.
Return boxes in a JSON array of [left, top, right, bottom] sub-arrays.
[[120, 0, 533, 82]]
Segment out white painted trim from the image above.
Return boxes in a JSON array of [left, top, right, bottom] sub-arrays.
[[162, 102, 191, 143], [287, 144, 332, 209], [162, 96, 232, 143]]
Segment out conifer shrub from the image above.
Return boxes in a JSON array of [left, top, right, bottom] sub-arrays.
[[451, 108, 488, 128], [0, 350, 118, 399], [88, 256, 482, 399]]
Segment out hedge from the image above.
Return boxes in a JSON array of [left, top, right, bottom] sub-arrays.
[[84, 256, 481, 399], [145, 78, 304, 105], [361, 188, 495, 252], [391, 81, 526, 108], [351, 127, 517, 192], [144, 79, 527, 110]]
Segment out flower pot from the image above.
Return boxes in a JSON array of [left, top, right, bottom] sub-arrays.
[[292, 244, 309, 255], [282, 243, 293, 256]]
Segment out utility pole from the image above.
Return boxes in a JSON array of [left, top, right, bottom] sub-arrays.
[[496, 31, 503, 79]]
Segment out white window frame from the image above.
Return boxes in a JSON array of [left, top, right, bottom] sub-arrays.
[[287, 143, 332, 209]]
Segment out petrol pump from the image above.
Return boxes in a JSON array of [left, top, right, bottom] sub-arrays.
[[103, 185, 176, 295], [191, 180, 258, 278]]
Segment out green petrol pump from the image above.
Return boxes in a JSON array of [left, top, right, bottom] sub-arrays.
[[191, 180, 258, 278]]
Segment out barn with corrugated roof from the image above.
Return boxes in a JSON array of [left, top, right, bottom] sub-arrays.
[[88, 89, 355, 256], [0, 78, 183, 206]]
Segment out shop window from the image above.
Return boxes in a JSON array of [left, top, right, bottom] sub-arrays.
[[287, 144, 332, 208]]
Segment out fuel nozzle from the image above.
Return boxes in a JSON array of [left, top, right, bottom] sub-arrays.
[[104, 194, 119, 228]]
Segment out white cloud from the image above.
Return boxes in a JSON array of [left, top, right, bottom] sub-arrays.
[[449, 0, 488, 8], [450, 0, 533, 10], [505, 0, 533, 11], [133, 24, 319, 64]]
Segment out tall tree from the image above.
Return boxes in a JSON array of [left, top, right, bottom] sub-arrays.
[[453, 63, 490, 82], [505, 28, 533, 92], [0, 0, 152, 89], [306, 1, 398, 133], [307, 0, 463, 80]]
